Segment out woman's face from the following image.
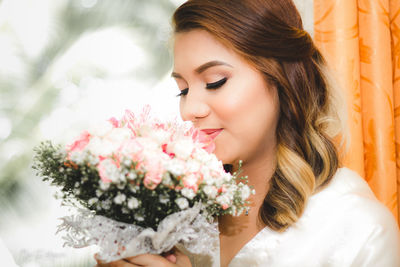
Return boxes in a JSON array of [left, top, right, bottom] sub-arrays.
[[173, 30, 279, 166]]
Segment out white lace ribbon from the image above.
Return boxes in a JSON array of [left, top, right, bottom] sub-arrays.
[[57, 203, 219, 263]]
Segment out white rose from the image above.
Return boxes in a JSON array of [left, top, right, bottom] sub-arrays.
[[122, 207, 130, 214], [148, 129, 171, 144], [134, 214, 144, 221], [181, 188, 196, 200], [102, 139, 119, 155], [69, 151, 86, 164], [127, 197, 140, 209], [202, 170, 215, 185], [95, 189, 103, 197], [88, 198, 98, 205], [88, 154, 99, 165], [135, 137, 159, 151], [162, 172, 172, 185], [90, 121, 113, 137], [142, 149, 169, 163], [86, 136, 101, 155], [99, 158, 120, 182], [203, 185, 218, 199], [165, 158, 185, 176], [114, 193, 126, 205], [119, 173, 127, 183], [87, 137, 115, 156], [137, 124, 152, 137], [209, 159, 224, 173], [107, 127, 131, 143], [119, 139, 142, 155], [172, 139, 195, 160], [129, 184, 139, 193], [213, 177, 224, 188], [216, 194, 232, 206], [240, 184, 251, 200], [222, 173, 233, 182], [101, 199, 112, 210], [193, 149, 215, 164], [185, 159, 201, 173], [127, 172, 137, 180], [227, 184, 238, 194], [175, 197, 189, 210], [99, 180, 110, 191], [159, 194, 170, 204], [116, 181, 126, 190]]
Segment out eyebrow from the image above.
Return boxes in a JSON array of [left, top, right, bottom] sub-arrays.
[[171, 60, 233, 79]]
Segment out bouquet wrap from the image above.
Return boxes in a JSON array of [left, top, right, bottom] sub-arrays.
[[59, 203, 218, 262]]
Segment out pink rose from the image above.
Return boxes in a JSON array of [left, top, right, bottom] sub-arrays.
[[155, 122, 167, 130], [203, 142, 215, 154], [218, 185, 227, 193], [191, 128, 215, 153], [68, 131, 91, 152], [122, 109, 137, 136], [108, 117, 120, 128], [162, 143, 175, 159], [118, 139, 144, 158], [97, 158, 120, 183], [143, 158, 164, 190], [182, 173, 200, 192], [97, 159, 112, 183]]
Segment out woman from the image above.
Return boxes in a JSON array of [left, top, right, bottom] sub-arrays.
[[96, 0, 400, 266]]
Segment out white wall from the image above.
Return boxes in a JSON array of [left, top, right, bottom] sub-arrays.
[[293, 0, 314, 36]]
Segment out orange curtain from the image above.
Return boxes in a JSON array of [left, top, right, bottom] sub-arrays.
[[314, 0, 399, 224]]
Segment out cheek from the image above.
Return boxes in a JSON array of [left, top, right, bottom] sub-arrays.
[[211, 78, 255, 121], [213, 77, 279, 157], [213, 78, 278, 128], [179, 100, 185, 120], [212, 92, 245, 121]]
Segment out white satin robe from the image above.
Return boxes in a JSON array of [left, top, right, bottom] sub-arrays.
[[186, 168, 400, 267]]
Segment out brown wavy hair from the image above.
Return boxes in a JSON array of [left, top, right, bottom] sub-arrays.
[[172, 0, 341, 232]]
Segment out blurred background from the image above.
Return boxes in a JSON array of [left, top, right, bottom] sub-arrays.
[[0, 0, 312, 266], [0, 0, 184, 266]]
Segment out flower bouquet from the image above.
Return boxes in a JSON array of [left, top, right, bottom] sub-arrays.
[[32, 107, 253, 262]]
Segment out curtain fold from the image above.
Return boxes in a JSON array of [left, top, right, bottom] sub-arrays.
[[391, 0, 400, 222], [314, 0, 399, 224]]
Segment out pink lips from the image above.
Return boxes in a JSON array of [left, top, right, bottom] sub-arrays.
[[200, 128, 223, 140]]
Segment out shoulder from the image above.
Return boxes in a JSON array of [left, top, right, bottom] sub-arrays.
[[315, 167, 394, 222], [300, 167, 400, 266], [317, 167, 375, 198], [308, 167, 397, 230]]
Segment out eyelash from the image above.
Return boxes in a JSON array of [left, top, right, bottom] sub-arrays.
[[176, 77, 227, 97], [176, 88, 189, 97], [206, 77, 227, 89]]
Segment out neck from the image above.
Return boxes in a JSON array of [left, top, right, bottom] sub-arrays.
[[220, 151, 276, 233], [234, 147, 276, 205]]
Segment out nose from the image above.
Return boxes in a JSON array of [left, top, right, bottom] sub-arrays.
[[180, 87, 210, 122]]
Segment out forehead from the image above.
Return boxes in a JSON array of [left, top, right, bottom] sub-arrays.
[[173, 30, 240, 70]]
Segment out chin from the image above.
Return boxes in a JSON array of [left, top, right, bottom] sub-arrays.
[[213, 150, 234, 165], [212, 140, 238, 165], [213, 138, 237, 164]]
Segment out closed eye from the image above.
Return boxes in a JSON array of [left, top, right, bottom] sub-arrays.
[[176, 88, 189, 97], [206, 77, 227, 90]]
